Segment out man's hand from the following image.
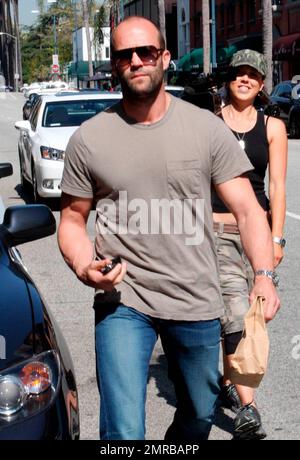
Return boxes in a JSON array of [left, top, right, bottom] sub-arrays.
[[76, 258, 127, 292], [249, 277, 280, 322]]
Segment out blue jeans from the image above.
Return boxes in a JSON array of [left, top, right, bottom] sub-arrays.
[[94, 304, 221, 440]]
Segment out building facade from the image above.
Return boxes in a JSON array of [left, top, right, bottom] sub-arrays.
[[188, 0, 300, 81]]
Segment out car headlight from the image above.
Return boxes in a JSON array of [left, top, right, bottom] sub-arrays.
[[0, 351, 60, 423], [40, 146, 65, 161]]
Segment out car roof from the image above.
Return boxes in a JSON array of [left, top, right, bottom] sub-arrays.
[[165, 85, 184, 90], [40, 91, 123, 103]]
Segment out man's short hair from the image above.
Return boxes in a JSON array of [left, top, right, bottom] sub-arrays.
[[111, 16, 166, 53]]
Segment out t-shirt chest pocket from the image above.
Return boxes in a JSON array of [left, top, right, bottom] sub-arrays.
[[167, 159, 203, 199]]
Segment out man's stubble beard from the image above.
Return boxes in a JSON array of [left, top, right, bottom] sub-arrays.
[[119, 63, 165, 101]]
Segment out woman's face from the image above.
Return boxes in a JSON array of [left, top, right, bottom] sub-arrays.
[[229, 65, 264, 103]]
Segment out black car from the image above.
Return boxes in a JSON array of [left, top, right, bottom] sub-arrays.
[[268, 79, 300, 138], [22, 93, 41, 120], [0, 163, 79, 440]]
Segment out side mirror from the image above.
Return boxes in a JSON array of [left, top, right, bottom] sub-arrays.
[[0, 163, 13, 179], [0, 205, 56, 247], [15, 120, 31, 131]]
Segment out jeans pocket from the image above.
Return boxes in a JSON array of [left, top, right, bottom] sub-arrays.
[[167, 159, 203, 199]]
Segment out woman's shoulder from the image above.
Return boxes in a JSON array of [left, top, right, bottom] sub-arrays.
[[265, 114, 286, 132]]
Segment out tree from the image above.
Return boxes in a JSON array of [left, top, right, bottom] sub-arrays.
[[262, 0, 273, 93], [202, 0, 210, 74]]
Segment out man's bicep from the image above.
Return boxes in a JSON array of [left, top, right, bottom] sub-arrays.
[[60, 192, 93, 224], [214, 175, 258, 216]]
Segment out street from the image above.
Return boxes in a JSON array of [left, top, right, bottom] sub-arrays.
[[0, 92, 299, 440]]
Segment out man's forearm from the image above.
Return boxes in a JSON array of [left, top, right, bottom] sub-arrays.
[[238, 207, 274, 272], [58, 221, 94, 278]]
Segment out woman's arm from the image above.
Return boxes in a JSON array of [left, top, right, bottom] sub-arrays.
[[266, 116, 288, 267]]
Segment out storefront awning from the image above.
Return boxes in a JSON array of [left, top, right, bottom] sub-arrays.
[[178, 45, 237, 71], [273, 33, 300, 60]]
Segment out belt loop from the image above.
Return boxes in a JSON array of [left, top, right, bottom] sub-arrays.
[[219, 222, 224, 234]]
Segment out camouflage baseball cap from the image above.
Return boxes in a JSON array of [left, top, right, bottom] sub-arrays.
[[230, 49, 267, 77]]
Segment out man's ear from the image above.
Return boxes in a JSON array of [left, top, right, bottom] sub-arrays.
[[162, 50, 171, 72]]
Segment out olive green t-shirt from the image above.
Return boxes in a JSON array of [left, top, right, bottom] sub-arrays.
[[61, 96, 253, 320]]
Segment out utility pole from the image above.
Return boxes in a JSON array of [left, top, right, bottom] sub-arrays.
[[263, 0, 273, 93], [210, 0, 217, 71], [72, 0, 79, 89], [202, 0, 210, 74], [82, 0, 94, 88]]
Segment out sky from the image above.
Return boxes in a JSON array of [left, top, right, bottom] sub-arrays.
[[19, 0, 105, 27], [19, 0, 39, 27]]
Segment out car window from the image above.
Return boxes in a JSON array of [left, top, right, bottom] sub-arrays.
[[29, 99, 42, 131], [42, 99, 120, 127], [277, 84, 292, 98]]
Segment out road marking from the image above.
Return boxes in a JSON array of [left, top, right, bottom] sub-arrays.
[[287, 211, 300, 221]]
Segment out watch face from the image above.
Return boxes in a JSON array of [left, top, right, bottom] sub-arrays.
[[273, 272, 280, 287]]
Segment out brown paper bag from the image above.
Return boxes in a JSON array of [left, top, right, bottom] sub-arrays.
[[230, 296, 269, 388]]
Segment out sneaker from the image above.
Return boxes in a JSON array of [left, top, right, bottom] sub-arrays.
[[234, 404, 267, 440], [219, 383, 242, 413]]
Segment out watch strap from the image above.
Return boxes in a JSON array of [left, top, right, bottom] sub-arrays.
[[255, 269, 279, 287]]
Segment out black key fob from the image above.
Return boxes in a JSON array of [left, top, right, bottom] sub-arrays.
[[101, 256, 122, 275]]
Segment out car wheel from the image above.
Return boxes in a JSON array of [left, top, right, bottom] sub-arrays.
[[31, 165, 42, 203], [289, 117, 300, 139]]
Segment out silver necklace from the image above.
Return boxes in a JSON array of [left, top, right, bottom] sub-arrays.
[[235, 132, 246, 150]]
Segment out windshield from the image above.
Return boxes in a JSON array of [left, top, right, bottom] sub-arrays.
[[42, 99, 120, 127]]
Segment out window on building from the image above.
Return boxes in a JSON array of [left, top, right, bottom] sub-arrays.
[[194, 12, 201, 48], [105, 47, 109, 59], [228, 1, 236, 30], [248, 0, 256, 22], [220, 3, 225, 30], [239, 0, 244, 28], [181, 8, 186, 23]]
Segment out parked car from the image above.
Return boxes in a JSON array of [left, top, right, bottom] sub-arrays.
[[0, 163, 79, 439], [165, 85, 184, 98], [267, 78, 300, 138], [22, 93, 41, 120], [0, 85, 13, 92], [15, 91, 122, 202], [24, 81, 69, 99]]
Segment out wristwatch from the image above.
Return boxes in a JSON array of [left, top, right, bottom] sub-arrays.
[[255, 269, 279, 287], [273, 236, 286, 248]]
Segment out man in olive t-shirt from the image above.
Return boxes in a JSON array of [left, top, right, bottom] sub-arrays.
[[58, 17, 280, 441]]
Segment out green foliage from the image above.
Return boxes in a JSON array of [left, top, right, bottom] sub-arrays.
[[21, 0, 75, 82], [20, 0, 106, 83]]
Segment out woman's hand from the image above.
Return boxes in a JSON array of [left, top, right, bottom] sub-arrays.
[[273, 242, 284, 268]]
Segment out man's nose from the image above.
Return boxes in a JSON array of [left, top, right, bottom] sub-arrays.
[[130, 51, 143, 67]]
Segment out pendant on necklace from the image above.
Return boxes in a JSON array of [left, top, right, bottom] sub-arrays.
[[238, 139, 245, 150]]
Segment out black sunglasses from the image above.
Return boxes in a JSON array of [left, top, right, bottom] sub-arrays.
[[112, 45, 164, 66]]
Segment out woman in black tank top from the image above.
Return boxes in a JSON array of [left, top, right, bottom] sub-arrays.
[[214, 50, 288, 439]]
